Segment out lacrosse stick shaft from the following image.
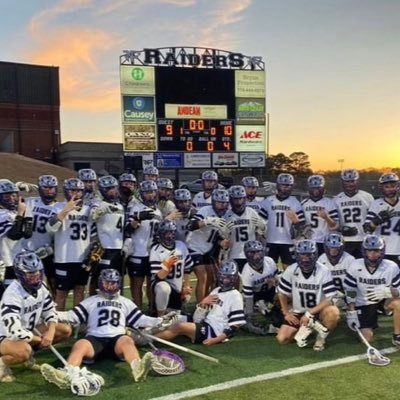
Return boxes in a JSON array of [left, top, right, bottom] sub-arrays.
[[33, 328, 68, 367], [143, 332, 219, 363], [353, 325, 373, 349]]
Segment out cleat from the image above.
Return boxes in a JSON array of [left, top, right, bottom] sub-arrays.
[[267, 324, 279, 335], [392, 334, 400, 347], [313, 334, 326, 351], [40, 364, 70, 389], [0, 365, 15, 382], [132, 352, 154, 382]]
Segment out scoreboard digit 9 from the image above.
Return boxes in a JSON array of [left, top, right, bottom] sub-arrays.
[[157, 118, 234, 152]]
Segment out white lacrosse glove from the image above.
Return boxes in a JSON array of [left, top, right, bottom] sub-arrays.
[[346, 310, 359, 331], [250, 216, 266, 233], [121, 238, 134, 258], [35, 245, 54, 259], [80, 367, 105, 388], [68, 366, 101, 397], [16, 181, 38, 192], [159, 311, 180, 330], [294, 325, 313, 347], [304, 311, 315, 328], [193, 305, 208, 323], [365, 286, 393, 302], [203, 217, 226, 230]]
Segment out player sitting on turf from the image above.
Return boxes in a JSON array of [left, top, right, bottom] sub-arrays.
[[0, 251, 71, 383], [41, 269, 179, 388], [276, 240, 340, 351]]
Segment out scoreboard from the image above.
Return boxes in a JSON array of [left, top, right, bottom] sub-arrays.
[[120, 47, 266, 163]]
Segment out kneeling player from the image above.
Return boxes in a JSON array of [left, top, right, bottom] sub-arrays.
[[0, 252, 71, 382], [41, 269, 178, 387], [277, 240, 340, 351], [154, 260, 246, 346]]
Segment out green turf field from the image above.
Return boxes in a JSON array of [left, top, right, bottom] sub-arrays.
[[2, 314, 399, 400]]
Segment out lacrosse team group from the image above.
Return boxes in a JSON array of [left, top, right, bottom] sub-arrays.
[[0, 165, 399, 394]]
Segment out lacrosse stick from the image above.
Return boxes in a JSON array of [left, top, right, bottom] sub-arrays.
[[352, 324, 391, 366], [146, 339, 185, 376], [140, 331, 219, 363]]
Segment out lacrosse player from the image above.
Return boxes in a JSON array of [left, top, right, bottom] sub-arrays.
[[363, 173, 400, 267], [224, 185, 266, 272], [78, 169, 102, 206], [192, 171, 219, 209], [23, 175, 59, 298], [125, 180, 162, 310], [88, 176, 124, 294], [119, 173, 139, 216], [241, 176, 264, 212], [46, 178, 93, 310], [301, 175, 339, 254], [258, 173, 306, 270], [143, 165, 159, 181], [0, 252, 71, 383], [171, 188, 197, 242], [277, 240, 339, 351], [41, 269, 178, 387], [186, 189, 230, 302], [156, 178, 177, 218], [333, 169, 374, 258], [317, 232, 354, 308], [0, 179, 33, 297], [343, 234, 400, 344], [155, 260, 246, 346], [150, 220, 193, 316], [241, 240, 282, 335]]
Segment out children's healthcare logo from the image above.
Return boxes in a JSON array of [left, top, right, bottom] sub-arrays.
[[131, 67, 145, 81]]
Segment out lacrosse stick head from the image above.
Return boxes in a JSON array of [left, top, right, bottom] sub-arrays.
[[367, 347, 391, 367], [151, 350, 185, 376]]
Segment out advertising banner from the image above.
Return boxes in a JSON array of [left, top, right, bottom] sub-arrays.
[[239, 153, 266, 167], [235, 125, 265, 152], [184, 153, 211, 168], [212, 152, 239, 168], [155, 153, 184, 168], [123, 124, 156, 151], [120, 65, 155, 95], [235, 70, 266, 98], [165, 104, 227, 119], [122, 96, 155, 123], [236, 98, 265, 125]]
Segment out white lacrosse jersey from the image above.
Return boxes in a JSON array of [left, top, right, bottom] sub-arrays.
[[0, 281, 57, 338], [245, 196, 264, 212], [192, 192, 212, 209], [158, 200, 177, 218], [50, 203, 92, 263], [301, 197, 339, 243], [150, 240, 193, 293], [64, 294, 159, 337], [259, 195, 305, 244], [317, 251, 355, 293], [224, 207, 264, 259], [0, 209, 24, 266], [127, 203, 162, 257], [365, 198, 400, 256], [333, 190, 374, 242], [241, 256, 278, 298], [186, 205, 224, 254], [23, 196, 58, 250], [344, 258, 400, 307], [278, 262, 336, 314], [204, 287, 245, 336], [90, 201, 124, 250]]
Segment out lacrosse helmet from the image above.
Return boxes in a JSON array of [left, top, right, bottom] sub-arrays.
[[242, 176, 259, 201], [174, 189, 192, 213], [78, 169, 97, 193], [119, 173, 137, 196], [143, 165, 159, 181], [37, 175, 58, 204], [157, 178, 174, 200], [211, 189, 229, 217], [341, 169, 359, 196], [0, 179, 19, 210], [307, 175, 325, 201], [202, 170, 218, 193], [63, 178, 84, 202], [295, 239, 318, 274], [244, 240, 265, 271], [98, 269, 121, 299], [229, 185, 247, 214], [324, 232, 344, 265], [362, 234, 385, 270], [157, 220, 177, 248], [378, 173, 399, 199], [276, 173, 294, 200], [98, 175, 119, 202], [140, 180, 158, 207], [14, 251, 44, 293], [217, 260, 239, 291]]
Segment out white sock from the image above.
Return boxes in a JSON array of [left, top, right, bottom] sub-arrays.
[[130, 359, 140, 370]]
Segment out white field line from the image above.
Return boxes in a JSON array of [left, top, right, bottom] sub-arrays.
[[150, 347, 398, 400]]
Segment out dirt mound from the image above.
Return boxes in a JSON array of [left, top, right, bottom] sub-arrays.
[[0, 152, 76, 186]]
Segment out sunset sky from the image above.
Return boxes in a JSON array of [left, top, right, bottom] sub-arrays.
[[1, 0, 399, 171]]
